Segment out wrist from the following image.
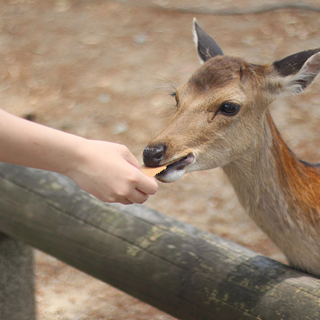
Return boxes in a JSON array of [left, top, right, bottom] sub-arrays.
[[58, 135, 90, 177]]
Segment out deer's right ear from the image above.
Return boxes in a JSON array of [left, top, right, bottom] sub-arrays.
[[193, 18, 223, 64]]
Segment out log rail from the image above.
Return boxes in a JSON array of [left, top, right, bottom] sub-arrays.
[[0, 163, 319, 320]]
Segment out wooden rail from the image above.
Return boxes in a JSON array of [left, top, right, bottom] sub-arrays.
[[0, 162, 319, 320]]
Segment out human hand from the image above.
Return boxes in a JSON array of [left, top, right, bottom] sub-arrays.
[[0, 109, 157, 204], [65, 140, 158, 204]]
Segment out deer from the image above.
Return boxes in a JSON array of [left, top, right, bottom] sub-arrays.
[[143, 19, 320, 277]]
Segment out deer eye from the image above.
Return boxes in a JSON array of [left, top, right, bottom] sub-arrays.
[[219, 102, 241, 116]]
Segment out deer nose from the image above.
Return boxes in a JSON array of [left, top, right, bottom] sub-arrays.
[[143, 144, 167, 167]]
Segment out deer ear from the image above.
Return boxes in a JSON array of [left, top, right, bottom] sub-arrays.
[[273, 49, 320, 94], [193, 18, 223, 64]]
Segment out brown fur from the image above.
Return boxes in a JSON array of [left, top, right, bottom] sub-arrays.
[[268, 112, 320, 226]]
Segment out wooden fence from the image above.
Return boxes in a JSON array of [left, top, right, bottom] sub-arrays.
[[0, 162, 320, 320]]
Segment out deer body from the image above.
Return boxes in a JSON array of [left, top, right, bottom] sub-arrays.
[[143, 20, 320, 276], [224, 111, 320, 275]]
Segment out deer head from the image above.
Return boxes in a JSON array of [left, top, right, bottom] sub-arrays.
[[143, 19, 320, 183]]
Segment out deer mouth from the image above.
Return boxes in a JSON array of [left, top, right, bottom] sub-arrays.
[[156, 153, 195, 182]]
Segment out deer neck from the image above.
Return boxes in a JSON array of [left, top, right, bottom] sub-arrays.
[[223, 111, 287, 218], [222, 110, 320, 272]]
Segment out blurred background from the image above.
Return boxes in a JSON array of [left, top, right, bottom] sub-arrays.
[[1, 0, 320, 319]]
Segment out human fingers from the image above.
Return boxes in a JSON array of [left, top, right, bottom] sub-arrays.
[[122, 198, 134, 205], [116, 144, 141, 169], [105, 194, 133, 205], [135, 173, 158, 196], [127, 188, 150, 204]]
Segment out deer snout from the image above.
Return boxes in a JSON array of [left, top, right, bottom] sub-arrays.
[[143, 143, 167, 167]]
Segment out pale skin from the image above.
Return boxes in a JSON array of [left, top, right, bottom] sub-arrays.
[[0, 109, 158, 205]]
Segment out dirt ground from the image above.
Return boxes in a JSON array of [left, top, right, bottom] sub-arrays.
[[1, 0, 320, 319]]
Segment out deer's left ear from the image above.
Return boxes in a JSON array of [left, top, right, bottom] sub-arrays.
[[193, 18, 223, 64], [273, 49, 320, 94]]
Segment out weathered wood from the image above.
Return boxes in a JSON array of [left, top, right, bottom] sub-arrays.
[[0, 234, 35, 320], [0, 163, 320, 320]]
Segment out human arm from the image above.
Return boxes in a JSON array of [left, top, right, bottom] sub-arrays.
[[0, 109, 158, 204]]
